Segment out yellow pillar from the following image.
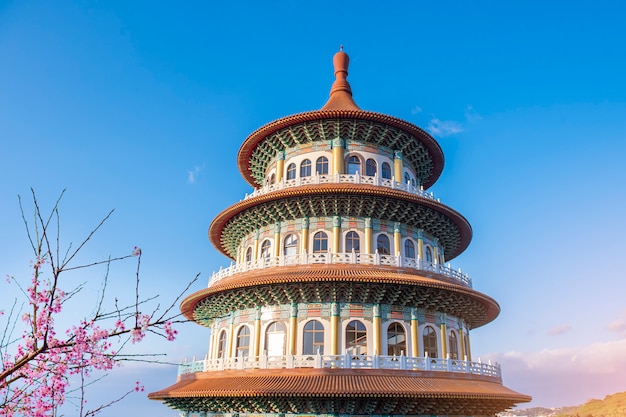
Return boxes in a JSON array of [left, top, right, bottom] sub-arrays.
[[373, 304, 382, 355], [465, 331, 472, 361], [289, 304, 298, 355], [433, 238, 439, 264], [393, 150, 404, 183], [274, 223, 281, 258], [393, 222, 401, 256], [440, 322, 448, 358], [364, 217, 372, 254], [210, 325, 218, 359], [253, 231, 260, 261], [331, 138, 345, 175], [227, 321, 235, 358], [417, 230, 424, 260], [330, 302, 339, 355], [410, 308, 419, 357], [459, 327, 466, 360], [332, 215, 341, 253], [301, 217, 309, 254], [275, 151, 285, 183], [254, 309, 261, 357]]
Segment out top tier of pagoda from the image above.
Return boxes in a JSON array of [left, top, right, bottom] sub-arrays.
[[237, 49, 445, 190]]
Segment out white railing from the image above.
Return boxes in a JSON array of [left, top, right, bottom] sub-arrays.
[[178, 353, 501, 381], [209, 252, 472, 288], [243, 173, 439, 202]]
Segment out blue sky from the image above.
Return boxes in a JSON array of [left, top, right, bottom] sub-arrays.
[[2, 1, 626, 415]]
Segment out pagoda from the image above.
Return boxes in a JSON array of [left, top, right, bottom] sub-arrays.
[[149, 49, 531, 417]]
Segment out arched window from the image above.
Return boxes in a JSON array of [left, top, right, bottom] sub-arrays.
[[449, 331, 459, 360], [313, 231, 328, 253], [345, 231, 360, 253], [376, 234, 391, 255], [387, 322, 407, 356], [300, 159, 312, 177], [265, 322, 286, 356], [303, 320, 324, 355], [346, 320, 367, 355], [316, 156, 329, 175], [425, 246, 433, 262], [268, 173, 275, 185], [245, 246, 253, 262], [236, 326, 250, 358], [217, 330, 228, 359], [404, 172, 411, 185], [382, 162, 392, 179], [283, 234, 298, 256], [286, 163, 296, 180], [404, 239, 416, 259], [365, 159, 377, 176], [260, 239, 272, 258], [347, 155, 361, 175], [423, 326, 438, 358]]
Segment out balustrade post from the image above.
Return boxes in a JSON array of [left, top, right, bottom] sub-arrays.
[[315, 352, 322, 368], [425, 352, 431, 371], [375, 250, 380, 265], [373, 353, 380, 369], [344, 352, 351, 369]]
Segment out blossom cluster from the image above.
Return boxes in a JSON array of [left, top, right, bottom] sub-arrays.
[[0, 246, 180, 417]]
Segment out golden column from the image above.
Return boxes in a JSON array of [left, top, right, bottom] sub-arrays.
[[410, 307, 419, 357], [254, 308, 262, 357], [253, 230, 260, 261], [301, 217, 309, 254], [289, 303, 298, 355], [417, 229, 424, 260], [433, 238, 439, 264], [440, 314, 448, 358], [364, 217, 372, 254], [331, 138, 345, 175], [275, 151, 285, 183], [393, 222, 401, 256], [459, 324, 467, 360], [373, 304, 382, 355], [330, 302, 340, 355], [227, 318, 235, 358], [274, 223, 281, 258], [465, 329, 472, 361], [393, 150, 403, 183], [332, 215, 341, 254]]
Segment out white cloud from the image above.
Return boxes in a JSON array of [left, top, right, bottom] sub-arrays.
[[608, 310, 626, 337], [464, 105, 482, 122], [484, 339, 626, 407], [411, 105, 422, 115], [427, 118, 463, 137], [548, 324, 572, 336], [187, 165, 204, 184]]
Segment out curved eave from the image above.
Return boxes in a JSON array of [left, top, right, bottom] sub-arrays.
[[180, 264, 500, 329], [209, 183, 472, 260], [237, 110, 444, 189], [149, 368, 531, 415]]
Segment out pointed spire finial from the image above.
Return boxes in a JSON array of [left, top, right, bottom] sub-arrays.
[[320, 48, 360, 110]]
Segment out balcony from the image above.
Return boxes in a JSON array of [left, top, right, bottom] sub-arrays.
[[209, 252, 472, 288], [178, 353, 501, 381], [243, 173, 439, 202]]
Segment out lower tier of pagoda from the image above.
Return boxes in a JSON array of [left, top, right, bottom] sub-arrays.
[[148, 368, 531, 416]]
